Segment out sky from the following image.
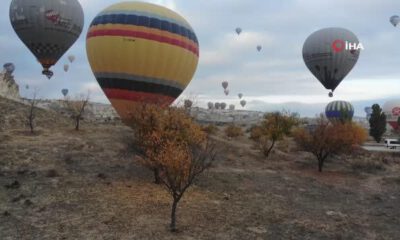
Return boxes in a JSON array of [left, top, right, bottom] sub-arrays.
[[1, 0, 400, 117]]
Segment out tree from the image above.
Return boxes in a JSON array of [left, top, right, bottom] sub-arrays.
[[251, 111, 298, 158], [369, 104, 387, 143], [26, 90, 38, 134], [294, 115, 367, 172], [127, 105, 216, 232], [64, 93, 90, 131], [224, 124, 243, 138]]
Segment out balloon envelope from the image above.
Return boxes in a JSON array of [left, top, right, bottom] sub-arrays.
[[383, 100, 400, 130], [303, 28, 360, 95], [257, 45, 262, 51], [184, 99, 193, 108], [238, 93, 243, 99], [86, 2, 199, 121], [224, 89, 229, 96], [222, 81, 228, 90], [215, 102, 220, 109], [207, 102, 213, 109], [220, 102, 227, 110], [240, 100, 246, 107], [68, 55, 76, 63], [9, 0, 84, 79], [3, 63, 15, 74], [63, 64, 69, 72], [61, 88, 69, 97], [390, 15, 400, 27], [229, 104, 235, 110], [235, 27, 242, 35], [325, 100, 354, 123]]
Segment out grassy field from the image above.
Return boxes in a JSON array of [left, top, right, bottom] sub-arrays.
[[1, 97, 400, 240]]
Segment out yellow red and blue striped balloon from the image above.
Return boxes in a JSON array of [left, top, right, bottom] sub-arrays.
[[86, 2, 199, 120]]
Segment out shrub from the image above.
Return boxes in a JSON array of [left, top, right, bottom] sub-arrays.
[[202, 124, 218, 135], [225, 124, 243, 138]]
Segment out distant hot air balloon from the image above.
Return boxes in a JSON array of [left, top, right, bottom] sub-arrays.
[[68, 55, 76, 63], [86, 2, 199, 121], [220, 102, 227, 110], [229, 104, 235, 110], [238, 93, 243, 99], [9, 0, 84, 79], [215, 102, 221, 110], [390, 15, 400, 27], [240, 100, 246, 108], [184, 99, 193, 109], [63, 64, 69, 72], [235, 27, 242, 35], [303, 28, 361, 97], [207, 102, 214, 110], [325, 100, 354, 123], [364, 106, 373, 120], [222, 81, 228, 90], [383, 100, 400, 130], [224, 89, 230, 96], [3, 63, 15, 74], [257, 45, 262, 52], [25, 84, 29, 90], [61, 88, 69, 97]]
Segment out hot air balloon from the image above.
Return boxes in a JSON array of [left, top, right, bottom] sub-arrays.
[[3, 63, 15, 74], [63, 64, 69, 72], [229, 104, 235, 110], [207, 102, 214, 110], [25, 84, 29, 90], [184, 99, 193, 108], [257, 45, 262, 52], [220, 102, 227, 110], [9, 0, 84, 79], [61, 88, 69, 97], [238, 93, 243, 99], [215, 102, 221, 110], [224, 89, 230, 96], [390, 15, 400, 27], [303, 28, 361, 97], [240, 100, 246, 108], [364, 106, 373, 120], [325, 100, 354, 123], [383, 100, 400, 130], [68, 55, 76, 63], [222, 81, 228, 90], [86, 2, 199, 121], [235, 27, 242, 35]]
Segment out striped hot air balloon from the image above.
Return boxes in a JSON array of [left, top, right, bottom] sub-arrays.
[[325, 100, 354, 123], [86, 2, 199, 121]]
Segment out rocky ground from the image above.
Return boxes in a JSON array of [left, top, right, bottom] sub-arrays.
[[0, 96, 399, 240]]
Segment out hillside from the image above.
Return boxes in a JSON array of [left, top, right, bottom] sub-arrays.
[[0, 97, 400, 239]]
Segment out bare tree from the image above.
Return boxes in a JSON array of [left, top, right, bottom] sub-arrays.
[[26, 90, 38, 134], [64, 92, 90, 131]]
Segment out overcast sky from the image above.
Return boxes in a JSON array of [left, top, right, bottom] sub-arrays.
[[1, 0, 400, 117]]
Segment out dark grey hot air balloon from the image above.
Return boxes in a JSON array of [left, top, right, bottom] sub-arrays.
[[25, 84, 29, 90], [257, 45, 262, 52], [9, 0, 84, 79], [220, 102, 227, 110], [3, 63, 15, 74], [224, 89, 230, 96], [63, 64, 69, 72], [61, 88, 68, 97], [222, 81, 228, 90], [390, 15, 400, 27], [240, 100, 246, 108], [215, 102, 221, 110], [238, 93, 243, 99], [207, 102, 213, 110], [302, 28, 361, 97], [235, 27, 242, 35], [229, 104, 235, 110]]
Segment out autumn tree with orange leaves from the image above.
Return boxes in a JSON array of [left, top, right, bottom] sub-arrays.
[[127, 104, 216, 232], [294, 115, 367, 172]]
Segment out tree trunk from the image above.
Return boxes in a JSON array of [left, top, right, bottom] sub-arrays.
[[264, 140, 276, 158], [318, 158, 324, 172], [170, 198, 179, 232], [29, 117, 34, 133], [75, 117, 80, 131], [153, 168, 161, 184]]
